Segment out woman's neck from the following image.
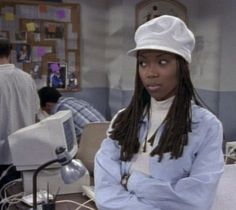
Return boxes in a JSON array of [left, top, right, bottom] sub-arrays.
[[0, 57, 10, 65]]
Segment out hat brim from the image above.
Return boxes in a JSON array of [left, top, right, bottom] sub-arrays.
[[127, 46, 191, 63]]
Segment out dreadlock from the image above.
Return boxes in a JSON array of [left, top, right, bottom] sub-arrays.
[[110, 55, 202, 162]]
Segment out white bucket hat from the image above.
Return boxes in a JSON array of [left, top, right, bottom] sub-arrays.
[[128, 15, 195, 63]]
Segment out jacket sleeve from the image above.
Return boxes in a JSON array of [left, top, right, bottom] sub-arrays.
[[127, 118, 224, 210], [94, 138, 161, 210]]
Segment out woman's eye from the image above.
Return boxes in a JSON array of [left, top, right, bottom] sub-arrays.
[[159, 59, 168, 65], [138, 61, 147, 68]]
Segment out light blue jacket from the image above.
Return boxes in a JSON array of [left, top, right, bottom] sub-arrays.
[[94, 104, 224, 210]]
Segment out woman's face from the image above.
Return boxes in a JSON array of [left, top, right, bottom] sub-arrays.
[[138, 50, 178, 101]]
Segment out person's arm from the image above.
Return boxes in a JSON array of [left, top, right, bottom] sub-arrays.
[[55, 102, 82, 138], [127, 118, 224, 210], [94, 138, 161, 210], [31, 79, 40, 123]]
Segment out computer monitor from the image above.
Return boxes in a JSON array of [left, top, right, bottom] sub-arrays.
[[8, 110, 78, 171]]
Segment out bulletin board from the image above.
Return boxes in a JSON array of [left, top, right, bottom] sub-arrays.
[[0, 0, 80, 91]]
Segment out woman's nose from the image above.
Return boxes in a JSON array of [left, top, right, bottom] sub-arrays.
[[146, 65, 159, 78]]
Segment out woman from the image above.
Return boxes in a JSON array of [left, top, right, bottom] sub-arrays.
[[94, 15, 224, 210]]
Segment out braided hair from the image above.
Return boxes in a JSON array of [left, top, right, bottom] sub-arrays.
[[109, 55, 202, 162]]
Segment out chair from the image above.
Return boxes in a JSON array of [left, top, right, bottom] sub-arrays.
[[76, 122, 110, 176], [211, 164, 236, 210], [224, 141, 236, 164]]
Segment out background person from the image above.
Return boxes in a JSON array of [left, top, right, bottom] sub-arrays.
[[0, 39, 39, 190], [94, 15, 224, 210], [38, 86, 106, 143]]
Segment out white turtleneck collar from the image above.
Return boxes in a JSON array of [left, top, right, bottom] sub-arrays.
[[130, 95, 176, 175], [148, 96, 175, 139], [150, 95, 175, 113]]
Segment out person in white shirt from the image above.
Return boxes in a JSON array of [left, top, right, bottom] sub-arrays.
[[94, 15, 224, 210], [0, 39, 39, 190]]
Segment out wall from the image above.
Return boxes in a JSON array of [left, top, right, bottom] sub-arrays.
[[217, 0, 236, 140], [63, 0, 236, 141], [105, 0, 139, 116], [105, 0, 236, 140], [63, 0, 109, 118], [180, 0, 236, 141]]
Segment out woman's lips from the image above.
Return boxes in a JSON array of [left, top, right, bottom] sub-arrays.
[[147, 84, 161, 91]]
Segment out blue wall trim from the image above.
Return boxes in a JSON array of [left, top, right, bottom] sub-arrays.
[[63, 87, 109, 120], [65, 87, 236, 141]]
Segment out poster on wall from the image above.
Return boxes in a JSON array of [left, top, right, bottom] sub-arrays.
[[43, 21, 65, 40], [0, 0, 80, 91], [0, 31, 9, 39], [15, 43, 31, 63], [15, 31, 27, 42], [31, 45, 53, 62], [47, 62, 67, 89]]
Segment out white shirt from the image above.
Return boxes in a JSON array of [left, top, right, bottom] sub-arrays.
[[0, 64, 39, 164], [129, 96, 174, 175]]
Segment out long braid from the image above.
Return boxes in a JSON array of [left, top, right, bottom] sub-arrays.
[[110, 62, 150, 161], [150, 56, 201, 161]]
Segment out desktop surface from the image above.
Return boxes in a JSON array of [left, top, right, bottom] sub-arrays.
[[5, 181, 97, 210]]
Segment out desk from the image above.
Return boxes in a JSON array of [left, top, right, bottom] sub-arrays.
[[225, 156, 236, 164], [55, 193, 96, 210], [5, 182, 97, 210]]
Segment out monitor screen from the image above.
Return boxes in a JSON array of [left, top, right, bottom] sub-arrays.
[[8, 110, 78, 171]]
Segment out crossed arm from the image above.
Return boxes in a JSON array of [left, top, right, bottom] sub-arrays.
[[94, 120, 224, 210]]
